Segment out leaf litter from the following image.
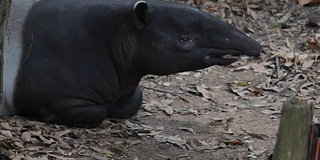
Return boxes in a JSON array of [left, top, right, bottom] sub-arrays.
[[2, 0, 320, 159]]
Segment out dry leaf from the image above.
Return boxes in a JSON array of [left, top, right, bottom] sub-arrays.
[[21, 132, 31, 142], [178, 72, 191, 76], [161, 99, 174, 105], [226, 139, 245, 145], [208, 5, 219, 11], [178, 126, 196, 134], [219, 3, 231, 9], [232, 81, 250, 87], [248, 149, 268, 158], [90, 146, 113, 155], [1, 122, 12, 130], [248, 100, 270, 108], [190, 139, 220, 151], [38, 135, 55, 144], [286, 38, 294, 49], [154, 135, 187, 149], [247, 8, 259, 20], [194, 72, 201, 78], [1, 130, 13, 138], [124, 120, 154, 132], [248, 86, 264, 95], [302, 59, 315, 68], [307, 34, 320, 51], [277, 11, 291, 23], [212, 117, 232, 124], [251, 63, 270, 74], [261, 109, 281, 115], [315, 96, 320, 104], [245, 131, 269, 140], [243, 26, 255, 33], [196, 86, 215, 101], [54, 129, 71, 137], [299, 0, 320, 6], [164, 106, 174, 115], [234, 63, 252, 71], [162, 82, 172, 86], [274, 52, 295, 59]]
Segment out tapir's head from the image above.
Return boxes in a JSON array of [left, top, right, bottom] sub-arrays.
[[128, 1, 262, 75]]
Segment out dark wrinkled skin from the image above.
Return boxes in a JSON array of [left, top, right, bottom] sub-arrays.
[[12, 0, 262, 128]]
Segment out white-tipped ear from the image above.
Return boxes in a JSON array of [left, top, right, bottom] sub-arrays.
[[133, 1, 148, 29]]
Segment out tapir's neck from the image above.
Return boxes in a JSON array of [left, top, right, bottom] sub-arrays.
[[82, 3, 145, 94]]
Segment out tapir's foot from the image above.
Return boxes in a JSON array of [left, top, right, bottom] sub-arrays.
[[106, 87, 142, 119], [38, 102, 107, 128]]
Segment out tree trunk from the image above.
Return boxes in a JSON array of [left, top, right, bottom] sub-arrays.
[[272, 98, 313, 160], [0, 0, 11, 111]]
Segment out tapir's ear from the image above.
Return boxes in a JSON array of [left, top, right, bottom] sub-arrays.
[[133, 1, 149, 29]]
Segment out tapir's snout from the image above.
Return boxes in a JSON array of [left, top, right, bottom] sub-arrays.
[[203, 23, 262, 66], [231, 31, 262, 56]]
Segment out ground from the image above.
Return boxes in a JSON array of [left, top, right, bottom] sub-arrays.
[[1, 0, 320, 160]]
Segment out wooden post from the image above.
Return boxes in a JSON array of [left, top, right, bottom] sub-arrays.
[[272, 98, 314, 160], [0, 0, 11, 112]]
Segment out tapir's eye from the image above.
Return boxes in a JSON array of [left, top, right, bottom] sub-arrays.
[[180, 36, 192, 44]]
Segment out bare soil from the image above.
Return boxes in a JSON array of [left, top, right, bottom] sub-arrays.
[[1, 0, 320, 160]]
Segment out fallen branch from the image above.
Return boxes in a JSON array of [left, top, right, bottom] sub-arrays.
[[141, 86, 189, 103]]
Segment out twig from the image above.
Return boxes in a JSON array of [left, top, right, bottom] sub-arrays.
[[141, 86, 189, 103], [154, 153, 169, 159], [275, 57, 280, 79]]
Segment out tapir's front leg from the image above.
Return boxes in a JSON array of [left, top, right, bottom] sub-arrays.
[[42, 87, 142, 128], [40, 100, 107, 128], [106, 87, 143, 119]]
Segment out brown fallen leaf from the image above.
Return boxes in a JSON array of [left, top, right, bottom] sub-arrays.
[[1, 122, 12, 130], [236, 157, 245, 160], [227, 139, 245, 145], [247, 8, 259, 20], [248, 86, 264, 95], [208, 5, 219, 11], [234, 63, 252, 71], [251, 63, 270, 74], [242, 129, 269, 140], [189, 138, 220, 151], [154, 135, 187, 149], [38, 135, 56, 144], [231, 81, 250, 87], [302, 59, 315, 68], [307, 34, 320, 53], [196, 85, 215, 101], [299, 0, 320, 6]]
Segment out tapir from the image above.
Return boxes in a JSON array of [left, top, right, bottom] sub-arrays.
[[1, 0, 262, 128]]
